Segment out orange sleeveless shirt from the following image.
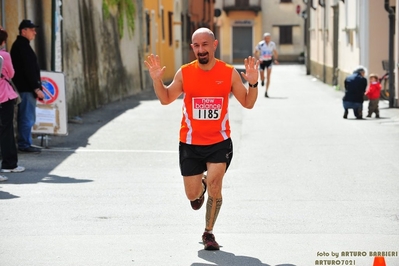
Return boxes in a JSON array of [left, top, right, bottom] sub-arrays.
[[180, 59, 233, 145]]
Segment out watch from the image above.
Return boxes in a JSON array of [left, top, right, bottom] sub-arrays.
[[248, 82, 258, 88]]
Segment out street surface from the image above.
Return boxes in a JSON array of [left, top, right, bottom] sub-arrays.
[[1, 64, 399, 266]]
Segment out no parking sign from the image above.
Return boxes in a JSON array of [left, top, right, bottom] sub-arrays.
[[40, 77, 59, 104], [33, 71, 68, 135]]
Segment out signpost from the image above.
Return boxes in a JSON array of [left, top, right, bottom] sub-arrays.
[[33, 71, 68, 146]]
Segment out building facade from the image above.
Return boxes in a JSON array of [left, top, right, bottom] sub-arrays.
[[1, 0, 144, 116], [214, 0, 305, 64], [143, 0, 216, 80], [308, 0, 397, 107], [1, 0, 397, 118], [261, 0, 305, 62], [0, 0, 219, 117], [187, 0, 215, 62]]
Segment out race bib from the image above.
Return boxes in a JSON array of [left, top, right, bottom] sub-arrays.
[[260, 51, 272, 61], [192, 97, 223, 120]]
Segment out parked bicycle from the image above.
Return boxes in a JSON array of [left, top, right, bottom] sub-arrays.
[[379, 60, 390, 100]]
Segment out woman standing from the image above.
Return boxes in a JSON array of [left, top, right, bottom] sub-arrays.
[[0, 28, 25, 181]]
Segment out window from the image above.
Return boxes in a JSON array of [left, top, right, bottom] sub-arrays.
[[236, 0, 249, 6], [161, 9, 165, 41], [168, 12, 173, 46], [279, 26, 293, 44], [186, 15, 191, 42], [181, 14, 184, 43], [145, 11, 150, 52]]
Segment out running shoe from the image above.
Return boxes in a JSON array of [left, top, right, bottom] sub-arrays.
[[202, 232, 220, 250], [1, 166, 25, 173], [190, 178, 207, 210], [0, 175, 8, 181]]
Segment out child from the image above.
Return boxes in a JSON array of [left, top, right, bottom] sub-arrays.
[[365, 73, 381, 118]]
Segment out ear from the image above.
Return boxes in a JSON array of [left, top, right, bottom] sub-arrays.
[[213, 39, 218, 50]]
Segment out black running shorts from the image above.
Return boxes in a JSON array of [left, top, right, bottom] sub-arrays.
[[259, 60, 273, 70], [179, 138, 233, 176]]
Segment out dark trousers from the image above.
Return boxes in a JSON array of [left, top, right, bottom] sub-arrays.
[[343, 101, 363, 118], [0, 99, 18, 169], [368, 99, 379, 116]]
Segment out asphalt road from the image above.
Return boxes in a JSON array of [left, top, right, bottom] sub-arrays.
[[1, 64, 398, 266]]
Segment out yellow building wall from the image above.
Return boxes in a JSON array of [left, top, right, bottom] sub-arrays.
[[143, 0, 175, 82]]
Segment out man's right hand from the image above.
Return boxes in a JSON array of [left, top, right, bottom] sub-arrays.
[[35, 88, 45, 100]]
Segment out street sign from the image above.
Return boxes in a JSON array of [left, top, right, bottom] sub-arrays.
[[33, 71, 68, 136], [39, 77, 59, 104]]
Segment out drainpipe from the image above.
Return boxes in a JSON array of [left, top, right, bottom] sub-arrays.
[[51, 0, 56, 71], [1, 0, 5, 27], [305, 0, 311, 75], [384, 0, 395, 107], [323, 3, 326, 83]]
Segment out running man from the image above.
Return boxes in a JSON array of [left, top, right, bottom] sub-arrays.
[[144, 27, 259, 250], [254, 32, 279, 97]]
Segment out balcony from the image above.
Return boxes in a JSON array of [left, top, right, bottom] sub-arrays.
[[223, 0, 261, 15]]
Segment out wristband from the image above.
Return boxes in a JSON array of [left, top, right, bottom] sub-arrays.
[[248, 82, 258, 88]]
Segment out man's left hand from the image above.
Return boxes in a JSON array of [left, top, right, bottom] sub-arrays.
[[240, 56, 259, 85]]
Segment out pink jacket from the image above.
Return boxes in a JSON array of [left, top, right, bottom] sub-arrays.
[[0, 49, 18, 104]]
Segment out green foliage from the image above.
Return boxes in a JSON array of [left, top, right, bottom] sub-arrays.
[[103, 0, 136, 39]]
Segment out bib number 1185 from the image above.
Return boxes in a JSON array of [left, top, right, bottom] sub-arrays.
[[192, 97, 223, 120], [197, 109, 219, 119]]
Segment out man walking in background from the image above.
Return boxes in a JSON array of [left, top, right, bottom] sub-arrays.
[[254, 32, 279, 98]]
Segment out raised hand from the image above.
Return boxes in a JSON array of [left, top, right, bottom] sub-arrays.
[[144, 54, 166, 81], [240, 56, 259, 85]]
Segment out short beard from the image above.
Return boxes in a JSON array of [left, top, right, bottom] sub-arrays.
[[198, 57, 209, 64], [197, 52, 209, 65]]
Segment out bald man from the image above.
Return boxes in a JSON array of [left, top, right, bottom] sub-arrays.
[[145, 28, 259, 250]]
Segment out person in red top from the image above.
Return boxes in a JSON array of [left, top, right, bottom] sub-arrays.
[[365, 73, 381, 118], [144, 27, 259, 250]]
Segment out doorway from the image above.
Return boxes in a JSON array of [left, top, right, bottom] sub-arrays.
[[232, 26, 252, 63]]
